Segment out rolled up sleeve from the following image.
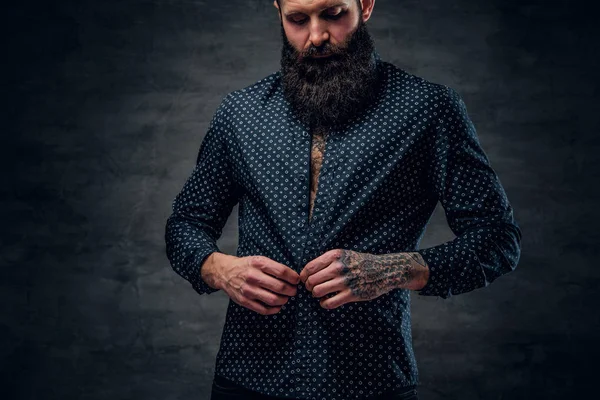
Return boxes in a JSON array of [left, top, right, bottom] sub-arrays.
[[164, 94, 241, 295], [417, 86, 522, 299]]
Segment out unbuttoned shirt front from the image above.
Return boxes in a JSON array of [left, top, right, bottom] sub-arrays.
[[164, 51, 522, 400]]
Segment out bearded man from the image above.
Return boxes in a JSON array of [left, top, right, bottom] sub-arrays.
[[165, 1, 522, 399]]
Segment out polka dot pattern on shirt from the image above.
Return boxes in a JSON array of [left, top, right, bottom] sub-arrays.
[[165, 50, 522, 399]]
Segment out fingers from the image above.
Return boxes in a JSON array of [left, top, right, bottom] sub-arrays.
[[231, 284, 290, 316], [249, 256, 300, 288], [304, 263, 341, 292], [245, 284, 292, 307], [300, 249, 342, 283], [310, 276, 346, 298], [237, 284, 291, 315], [319, 289, 354, 310], [234, 255, 362, 315], [252, 273, 298, 297]]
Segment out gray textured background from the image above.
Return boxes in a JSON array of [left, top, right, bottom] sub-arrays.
[[2, 0, 598, 399]]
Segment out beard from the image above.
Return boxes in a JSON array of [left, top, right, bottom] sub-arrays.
[[279, 18, 381, 131]]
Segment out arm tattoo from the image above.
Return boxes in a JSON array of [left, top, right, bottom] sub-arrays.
[[338, 250, 430, 299]]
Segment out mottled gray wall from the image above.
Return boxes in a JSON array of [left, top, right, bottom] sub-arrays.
[[2, 0, 598, 399]]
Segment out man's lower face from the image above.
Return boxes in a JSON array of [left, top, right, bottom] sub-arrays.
[[281, 19, 364, 79], [279, 19, 379, 129]]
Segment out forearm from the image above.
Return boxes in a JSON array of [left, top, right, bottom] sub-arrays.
[[417, 222, 522, 298]]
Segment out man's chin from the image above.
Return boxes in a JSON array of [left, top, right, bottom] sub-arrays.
[[280, 20, 378, 129]]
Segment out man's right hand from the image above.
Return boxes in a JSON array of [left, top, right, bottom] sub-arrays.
[[203, 253, 300, 315]]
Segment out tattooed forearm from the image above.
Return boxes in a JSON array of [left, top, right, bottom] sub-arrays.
[[338, 250, 430, 299]]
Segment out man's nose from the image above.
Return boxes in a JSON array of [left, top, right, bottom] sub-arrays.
[[308, 20, 330, 48]]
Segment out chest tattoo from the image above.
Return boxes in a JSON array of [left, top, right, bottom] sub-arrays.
[[308, 127, 328, 223]]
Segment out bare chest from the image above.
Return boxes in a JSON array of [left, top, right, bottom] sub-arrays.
[[308, 127, 328, 223]]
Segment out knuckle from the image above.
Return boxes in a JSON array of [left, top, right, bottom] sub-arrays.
[[240, 283, 251, 298], [264, 294, 276, 306], [249, 255, 263, 267], [271, 294, 284, 306]]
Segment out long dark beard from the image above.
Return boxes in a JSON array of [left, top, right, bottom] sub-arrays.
[[279, 18, 381, 130]]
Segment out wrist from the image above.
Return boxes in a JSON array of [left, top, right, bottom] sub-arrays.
[[406, 252, 429, 291], [201, 252, 231, 290]]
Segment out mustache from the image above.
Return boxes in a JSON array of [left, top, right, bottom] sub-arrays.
[[282, 23, 352, 62], [300, 41, 347, 59]]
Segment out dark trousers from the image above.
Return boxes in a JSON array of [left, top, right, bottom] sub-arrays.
[[210, 374, 419, 400]]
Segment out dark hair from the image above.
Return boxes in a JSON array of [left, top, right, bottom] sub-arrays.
[[276, 0, 362, 12]]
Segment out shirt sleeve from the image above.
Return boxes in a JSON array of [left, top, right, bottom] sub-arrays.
[[416, 86, 522, 299], [164, 94, 241, 296]]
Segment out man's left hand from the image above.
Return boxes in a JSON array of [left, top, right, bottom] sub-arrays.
[[299, 249, 415, 310]]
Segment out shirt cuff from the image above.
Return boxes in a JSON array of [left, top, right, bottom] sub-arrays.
[[415, 247, 452, 299], [190, 248, 221, 295]]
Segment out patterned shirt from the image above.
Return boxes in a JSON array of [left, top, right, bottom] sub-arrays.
[[164, 50, 522, 399]]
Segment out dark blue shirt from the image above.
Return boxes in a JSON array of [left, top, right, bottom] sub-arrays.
[[164, 51, 522, 399]]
